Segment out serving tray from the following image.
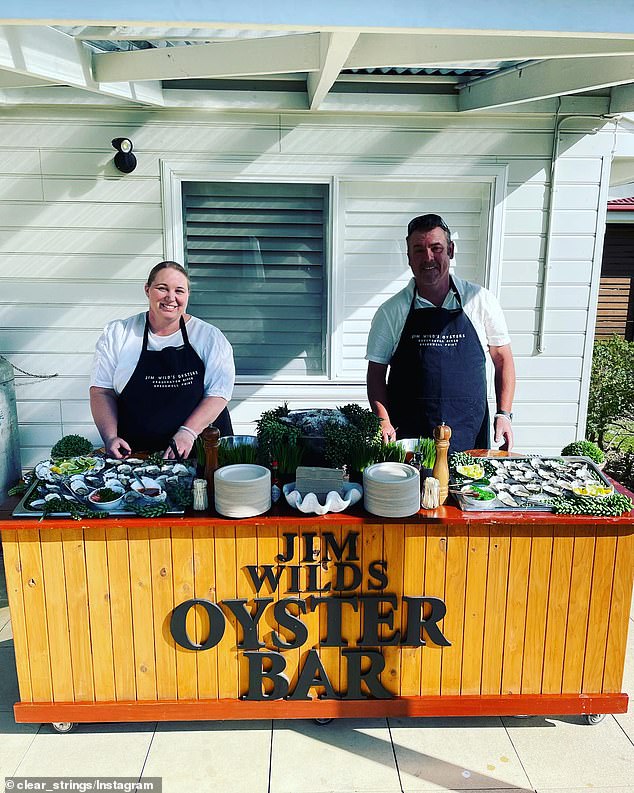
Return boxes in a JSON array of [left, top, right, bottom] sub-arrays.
[[451, 456, 612, 512]]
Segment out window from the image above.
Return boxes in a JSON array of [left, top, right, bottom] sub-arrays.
[[182, 181, 328, 378]]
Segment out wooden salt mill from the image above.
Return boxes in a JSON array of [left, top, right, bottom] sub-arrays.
[[200, 425, 220, 496], [432, 423, 451, 505]]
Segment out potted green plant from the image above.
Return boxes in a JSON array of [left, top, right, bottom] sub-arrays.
[[560, 440, 606, 468]]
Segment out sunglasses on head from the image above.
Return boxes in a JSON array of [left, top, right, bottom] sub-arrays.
[[407, 214, 452, 238]]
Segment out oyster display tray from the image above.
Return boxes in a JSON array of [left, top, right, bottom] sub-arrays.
[[12, 480, 188, 518], [452, 456, 612, 512], [11, 455, 196, 519]]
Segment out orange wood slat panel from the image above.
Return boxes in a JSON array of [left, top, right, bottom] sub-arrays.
[[360, 524, 384, 694], [440, 525, 468, 696], [501, 533, 531, 694], [603, 532, 634, 692], [18, 531, 52, 702], [275, 523, 301, 691], [297, 524, 323, 693], [128, 526, 157, 701], [582, 531, 618, 694], [521, 526, 554, 694], [2, 531, 33, 702], [83, 528, 116, 702], [541, 534, 574, 694], [318, 523, 342, 694], [192, 524, 218, 700], [171, 526, 197, 700], [460, 524, 489, 695], [61, 529, 94, 702], [481, 525, 511, 695], [562, 527, 596, 693], [400, 524, 426, 696], [106, 527, 136, 701], [150, 525, 177, 700], [421, 524, 447, 696], [214, 524, 239, 699], [382, 524, 405, 695], [235, 525, 258, 698], [39, 529, 74, 702]]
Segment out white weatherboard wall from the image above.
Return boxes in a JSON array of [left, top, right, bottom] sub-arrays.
[[0, 106, 612, 467]]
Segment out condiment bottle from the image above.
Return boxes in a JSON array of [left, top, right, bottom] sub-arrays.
[[201, 425, 220, 498], [432, 423, 451, 505], [271, 460, 282, 503]]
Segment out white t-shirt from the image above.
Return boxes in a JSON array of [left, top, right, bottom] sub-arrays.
[[366, 276, 511, 365], [90, 312, 235, 400]]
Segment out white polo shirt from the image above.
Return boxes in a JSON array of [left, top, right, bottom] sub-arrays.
[[366, 276, 511, 365], [91, 312, 235, 400]]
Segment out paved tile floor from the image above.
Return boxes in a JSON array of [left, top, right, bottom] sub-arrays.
[[0, 561, 631, 793]]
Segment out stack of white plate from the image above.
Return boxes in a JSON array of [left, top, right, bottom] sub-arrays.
[[214, 464, 271, 518], [363, 462, 420, 518]]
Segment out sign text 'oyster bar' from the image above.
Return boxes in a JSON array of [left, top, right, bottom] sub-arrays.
[[169, 530, 450, 700]]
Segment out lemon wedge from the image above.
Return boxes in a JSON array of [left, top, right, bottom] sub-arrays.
[[456, 463, 485, 480], [572, 483, 613, 498]]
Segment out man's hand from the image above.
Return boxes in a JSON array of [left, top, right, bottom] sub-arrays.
[[105, 436, 131, 459], [493, 415, 513, 452], [165, 428, 196, 460]]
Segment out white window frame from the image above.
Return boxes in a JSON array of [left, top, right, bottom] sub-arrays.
[[161, 157, 507, 386]]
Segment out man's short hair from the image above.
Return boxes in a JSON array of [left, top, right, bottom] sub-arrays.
[[407, 213, 452, 243]]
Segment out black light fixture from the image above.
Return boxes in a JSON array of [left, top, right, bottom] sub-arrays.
[[112, 137, 137, 173]]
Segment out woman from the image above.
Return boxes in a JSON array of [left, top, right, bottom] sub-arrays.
[[90, 261, 235, 460]]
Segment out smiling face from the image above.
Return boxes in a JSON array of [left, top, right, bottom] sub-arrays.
[[407, 226, 454, 301], [145, 266, 190, 330]]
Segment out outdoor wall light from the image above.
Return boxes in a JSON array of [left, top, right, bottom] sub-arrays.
[[111, 137, 137, 173]]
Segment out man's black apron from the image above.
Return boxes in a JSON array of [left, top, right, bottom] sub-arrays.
[[117, 315, 232, 452], [386, 282, 489, 453]]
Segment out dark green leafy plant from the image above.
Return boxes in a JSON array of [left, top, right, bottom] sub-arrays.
[[165, 481, 193, 507], [8, 480, 27, 497], [586, 336, 634, 448], [605, 450, 634, 492], [130, 502, 170, 518], [51, 434, 93, 459], [560, 440, 605, 465]]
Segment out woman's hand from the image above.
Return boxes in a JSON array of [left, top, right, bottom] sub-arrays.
[[105, 436, 132, 459], [381, 421, 397, 443], [165, 428, 196, 461]]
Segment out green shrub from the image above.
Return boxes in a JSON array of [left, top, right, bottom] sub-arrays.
[[560, 440, 605, 464], [586, 336, 634, 448], [50, 434, 93, 459]]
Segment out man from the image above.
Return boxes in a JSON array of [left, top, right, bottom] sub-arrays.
[[366, 213, 515, 452]]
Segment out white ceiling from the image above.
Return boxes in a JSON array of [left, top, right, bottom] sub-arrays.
[[1, 21, 634, 113]]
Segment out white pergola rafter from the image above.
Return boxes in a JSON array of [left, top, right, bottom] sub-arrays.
[[346, 32, 634, 70], [458, 54, 634, 111], [0, 25, 164, 106], [307, 31, 358, 110], [93, 33, 321, 82]]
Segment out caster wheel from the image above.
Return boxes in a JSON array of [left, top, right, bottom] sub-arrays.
[[313, 718, 334, 725], [51, 722, 76, 733], [585, 714, 606, 725]]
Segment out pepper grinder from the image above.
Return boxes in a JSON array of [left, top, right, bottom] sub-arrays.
[[201, 425, 220, 498], [432, 423, 451, 505]]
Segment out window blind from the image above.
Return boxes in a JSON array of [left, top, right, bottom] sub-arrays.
[[182, 181, 327, 377]]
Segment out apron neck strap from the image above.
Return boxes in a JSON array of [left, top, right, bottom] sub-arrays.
[[411, 277, 463, 311], [143, 313, 190, 349]]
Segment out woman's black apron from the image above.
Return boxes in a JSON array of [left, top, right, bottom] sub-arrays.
[[386, 282, 489, 453], [117, 315, 233, 452]]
